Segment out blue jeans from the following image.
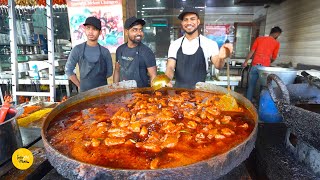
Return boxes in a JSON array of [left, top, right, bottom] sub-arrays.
[[246, 65, 261, 101]]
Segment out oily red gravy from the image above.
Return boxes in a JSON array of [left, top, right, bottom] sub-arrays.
[[47, 90, 254, 170]]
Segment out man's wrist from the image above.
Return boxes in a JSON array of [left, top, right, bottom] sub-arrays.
[[215, 54, 225, 60], [218, 55, 226, 60]]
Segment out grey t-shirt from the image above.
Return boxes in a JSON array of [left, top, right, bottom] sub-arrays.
[[65, 42, 113, 79], [84, 45, 100, 63]]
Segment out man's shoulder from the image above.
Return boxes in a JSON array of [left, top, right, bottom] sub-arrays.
[[97, 45, 111, 59], [72, 42, 85, 51], [171, 36, 184, 45], [118, 43, 127, 48], [257, 36, 279, 44], [76, 42, 87, 47], [257, 36, 270, 41], [100, 45, 110, 52], [199, 35, 217, 46], [69, 43, 85, 57], [168, 36, 184, 52], [139, 43, 154, 53], [139, 44, 155, 62], [116, 43, 127, 52], [98, 46, 110, 57]]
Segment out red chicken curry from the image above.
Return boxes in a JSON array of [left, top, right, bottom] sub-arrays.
[[47, 90, 254, 170]]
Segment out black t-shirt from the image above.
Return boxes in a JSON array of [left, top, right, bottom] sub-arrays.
[[116, 43, 156, 87]]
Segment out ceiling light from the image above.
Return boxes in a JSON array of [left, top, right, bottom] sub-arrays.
[[142, 7, 166, 10], [156, 0, 160, 2]]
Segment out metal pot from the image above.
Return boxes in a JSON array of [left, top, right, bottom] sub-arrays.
[[267, 74, 320, 150], [257, 66, 297, 86], [0, 106, 23, 165], [41, 81, 258, 180]]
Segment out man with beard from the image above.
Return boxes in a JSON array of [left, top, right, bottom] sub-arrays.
[[65, 16, 113, 92], [242, 26, 282, 102], [165, 7, 233, 89], [113, 16, 157, 87]]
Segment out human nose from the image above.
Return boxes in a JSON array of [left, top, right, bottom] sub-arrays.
[[137, 30, 143, 35]]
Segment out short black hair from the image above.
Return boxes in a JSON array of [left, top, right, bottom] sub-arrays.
[[128, 21, 143, 29], [270, 26, 282, 34]]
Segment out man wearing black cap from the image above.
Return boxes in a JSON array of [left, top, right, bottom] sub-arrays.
[[113, 16, 157, 87], [165, 7, 233, 89], [65, 16, 113, 92]]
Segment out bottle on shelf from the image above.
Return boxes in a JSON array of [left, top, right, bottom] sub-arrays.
[[31, 64, 40, 80]]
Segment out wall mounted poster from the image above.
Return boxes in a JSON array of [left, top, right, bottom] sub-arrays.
[[204, 24, 230, 49], [67, 0, 124, 53]]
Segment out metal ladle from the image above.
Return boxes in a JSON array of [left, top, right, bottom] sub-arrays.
[[216, 50, 239, 111], [151, 74, 171, 90]]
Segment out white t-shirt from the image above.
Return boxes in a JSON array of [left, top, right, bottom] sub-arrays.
[[167, 35, 219, 70]]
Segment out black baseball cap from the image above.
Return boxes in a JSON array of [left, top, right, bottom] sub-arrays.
[[178, 7, 199, 20], [124, 16, 145, 29], [83, 16, 101, 30]]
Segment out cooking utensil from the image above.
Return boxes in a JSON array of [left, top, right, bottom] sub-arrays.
[[0, 102, 10, 123], [0, 106, 23, 166], [267, 74, 320, 150], [301, 71, 320, 89], [151, 74, 171, 90], [257, 66, 297, 87], [216, 58, 239, 111], [41, 81, 258, 180]]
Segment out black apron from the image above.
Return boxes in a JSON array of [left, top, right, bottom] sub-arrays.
[[119, 44, 147, 87], [174, 36, 207, 89], [79, 43, 107, 92]]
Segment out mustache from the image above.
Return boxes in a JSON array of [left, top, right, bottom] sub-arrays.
[[185, 28, 198, 35]]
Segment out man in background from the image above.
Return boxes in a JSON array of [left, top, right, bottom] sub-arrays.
[[113, 16, 157, 87], [165, 7, 233, 89], [65, 16, 113, 92], [243, 26, 282, 102]]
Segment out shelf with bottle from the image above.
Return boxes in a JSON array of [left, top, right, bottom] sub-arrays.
[[0, 52, 44, 55], [0, 44, 42, 46], [0, 44, 42, 55]]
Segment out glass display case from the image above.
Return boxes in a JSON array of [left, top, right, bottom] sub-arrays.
[[0, 6, 70, 74], [234, 23, 254, 58]]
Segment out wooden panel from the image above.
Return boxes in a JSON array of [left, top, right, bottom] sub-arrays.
[[108, 0, 136, 84], [264, 0, 320, 67], [126, 0, 136, 18]]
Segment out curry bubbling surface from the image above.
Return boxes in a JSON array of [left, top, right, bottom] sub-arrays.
[[46, 89, 254, 170]]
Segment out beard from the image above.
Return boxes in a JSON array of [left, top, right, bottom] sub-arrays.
[[129, 35, 142, 44], [184, 26, 199, 35]]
